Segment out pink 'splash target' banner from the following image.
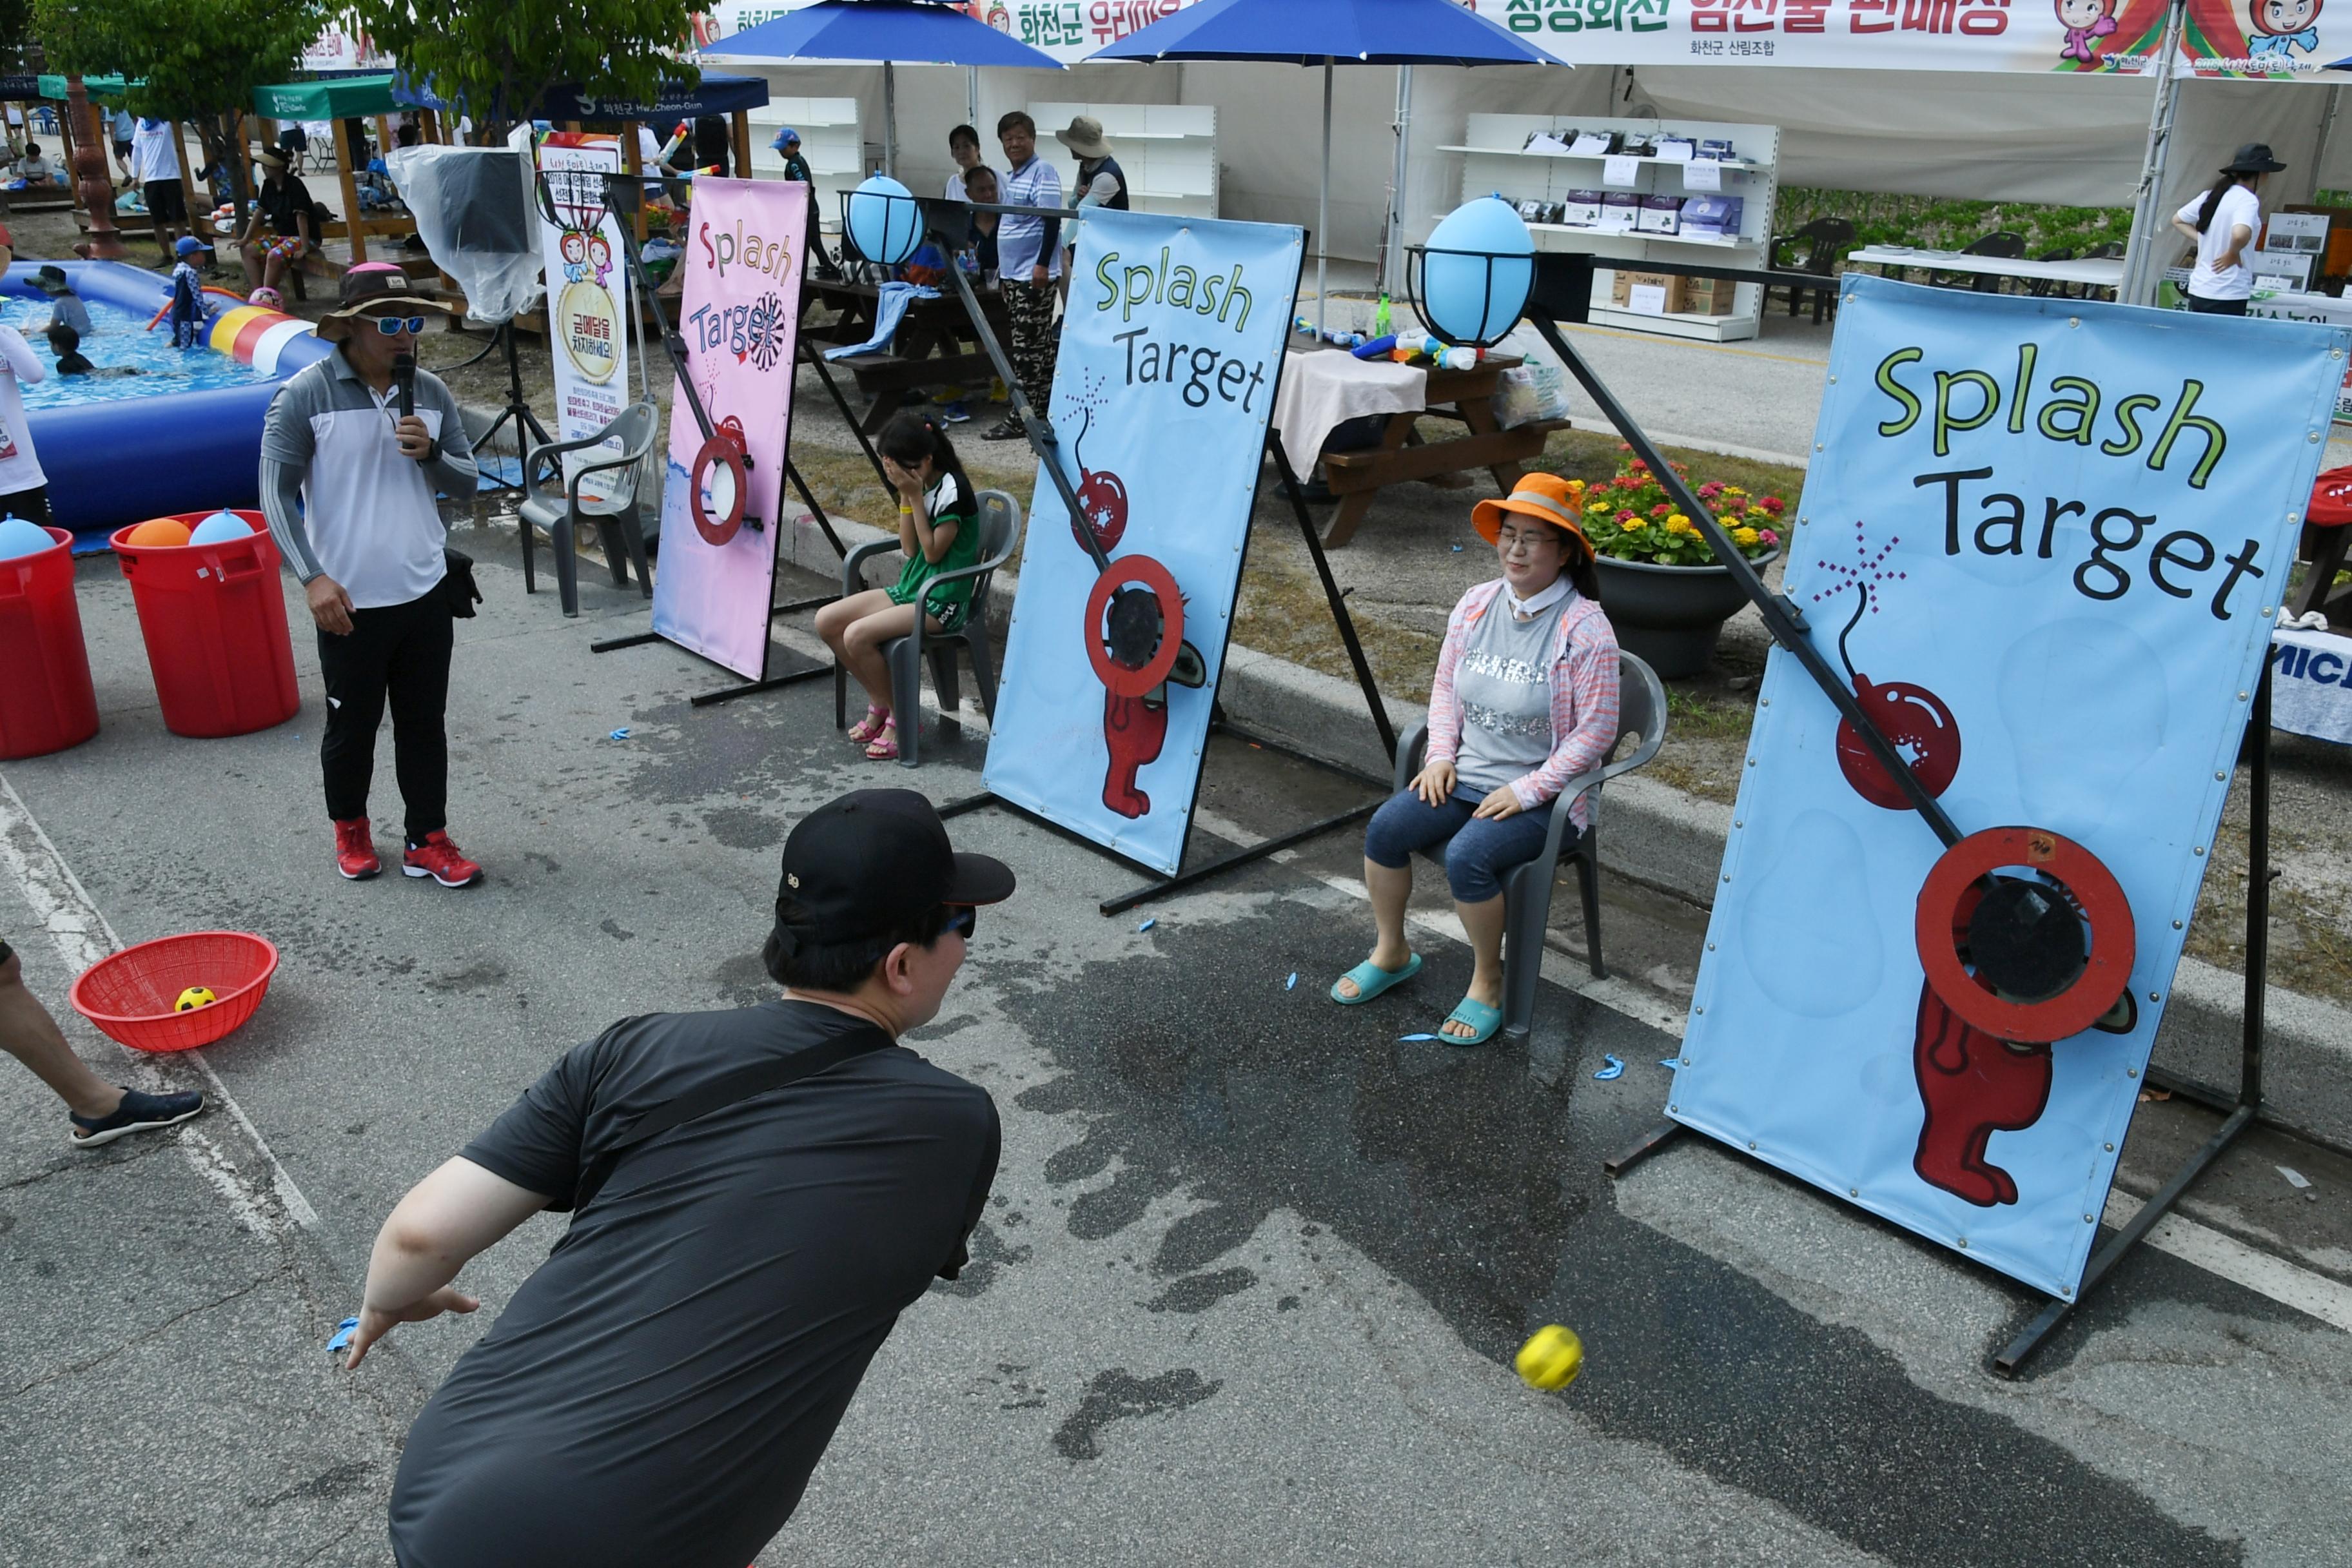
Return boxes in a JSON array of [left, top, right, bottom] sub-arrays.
[[651, 177, 805, 681]]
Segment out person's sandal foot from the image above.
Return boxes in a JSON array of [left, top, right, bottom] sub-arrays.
[[1437, 995, 1504, 1046], [71, 1086, 205, 1148], [1331, 952, 1421, 1005], [847, 704, 890, 745], [864, 716, 899, 760]]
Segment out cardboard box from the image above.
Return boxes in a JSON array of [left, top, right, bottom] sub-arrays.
[[1610, 270, 1688, 313], [1636, 195, 1686, 235], [1681, 275, 1736, 316], [1598, 190, 1642, 232], [1680, 194, 1745, 240]]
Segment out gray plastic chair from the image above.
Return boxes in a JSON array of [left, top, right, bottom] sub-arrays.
[[833, 489, 1024, 768], [1390, 650, 1668, 1041], [518, 402, 658, 618]]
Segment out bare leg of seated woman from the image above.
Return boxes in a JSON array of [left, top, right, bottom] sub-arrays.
[[1333, 859, 1507, 1039]]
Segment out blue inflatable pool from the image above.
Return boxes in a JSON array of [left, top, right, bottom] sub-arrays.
[[2, 260, 331, 544]]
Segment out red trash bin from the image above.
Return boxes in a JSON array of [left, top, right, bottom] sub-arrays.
[[0, 524, 101, 760], [110, 511, 300, 740]]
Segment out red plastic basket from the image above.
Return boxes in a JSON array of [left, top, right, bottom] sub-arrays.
[[70, 931, 279, 1053]]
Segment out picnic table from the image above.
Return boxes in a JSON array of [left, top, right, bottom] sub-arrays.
[[1273, 342, 1565, 547], [1847, 245, 2125, 297], [801, 276, 1010, 435]]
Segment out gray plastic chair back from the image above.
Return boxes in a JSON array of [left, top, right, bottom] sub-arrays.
[[574, 402, 659, 518], [965, 489, 1023, 623]]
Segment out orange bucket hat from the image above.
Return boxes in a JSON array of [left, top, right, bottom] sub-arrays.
[[1472, 473, 1591, 551]]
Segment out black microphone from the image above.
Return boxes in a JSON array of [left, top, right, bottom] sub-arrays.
[[392, 352, 415, 420]]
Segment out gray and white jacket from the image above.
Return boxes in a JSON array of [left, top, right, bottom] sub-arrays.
[[260, 348, 477, 609]]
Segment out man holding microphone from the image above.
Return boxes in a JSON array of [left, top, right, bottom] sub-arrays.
[[260, 265, 485, 887]]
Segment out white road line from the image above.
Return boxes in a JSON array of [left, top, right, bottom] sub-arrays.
[[0, 772, 321, 1235], [2103, 1190, 2352, 1333], [1186, 802, 2347, 1331]]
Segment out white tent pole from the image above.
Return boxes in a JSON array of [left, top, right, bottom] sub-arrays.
[[883, 61, 897, 176], [2119, 0, 2188, 307], [1318, 56, 1333, 337], [968, 66, 980, 134], [1383, 64, 1413, 297]]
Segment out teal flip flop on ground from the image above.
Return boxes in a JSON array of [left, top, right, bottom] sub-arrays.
[[1330, 952, 1422, 1005], [1439, 995, 1503, 1046]]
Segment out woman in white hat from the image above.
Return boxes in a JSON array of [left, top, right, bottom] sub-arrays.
[[1053, 115, 1127, 302]]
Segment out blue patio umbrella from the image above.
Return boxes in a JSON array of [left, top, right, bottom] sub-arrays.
[[702, 0, 1063, 176], [1088, 0, 1558, 329]]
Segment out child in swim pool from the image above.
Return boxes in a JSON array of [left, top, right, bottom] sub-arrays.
[[44, 322, 139, 378]]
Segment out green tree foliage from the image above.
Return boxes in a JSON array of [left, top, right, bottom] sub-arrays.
[[1775, 188, 2135, 260], [32, 0, 326, 206], [342, 0, 697, 135]]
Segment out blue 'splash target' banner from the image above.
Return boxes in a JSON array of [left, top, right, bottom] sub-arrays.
[[986, 209, 1302, 875], [1676, 276, 2347, 1297]]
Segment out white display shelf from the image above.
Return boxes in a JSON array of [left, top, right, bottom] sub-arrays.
[[1029, 101, 1217, 220], [1440, 143, 1765, 173], [1451, 113, 1781, 344], [742, 93, 859, 232]]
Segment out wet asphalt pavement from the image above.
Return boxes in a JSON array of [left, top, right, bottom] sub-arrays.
[[2, 524, 2348, 1567]]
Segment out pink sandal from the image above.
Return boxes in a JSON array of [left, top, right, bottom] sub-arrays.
[[863, 715, 899, 761], [847, 703, 890, 745]]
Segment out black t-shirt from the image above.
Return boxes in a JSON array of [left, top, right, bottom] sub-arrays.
[[388, 999, 999, 1568], [259, 173, 315, 237]]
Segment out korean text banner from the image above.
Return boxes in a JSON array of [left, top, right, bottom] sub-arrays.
[[651, 177, 805, 681], [985, 208, 1302, 875], [701, 1, 1203, 61], [535, 134, 634, 505], [1673, 277, 2345, 1297], [1464, 0, 2341, 79]]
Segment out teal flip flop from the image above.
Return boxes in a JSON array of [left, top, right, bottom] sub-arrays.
[[1438, 995, 1504, 1047], [1331, 952, 1422, 1005]]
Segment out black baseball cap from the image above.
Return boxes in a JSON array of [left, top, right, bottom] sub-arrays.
[[773, 789, 1014, 948]]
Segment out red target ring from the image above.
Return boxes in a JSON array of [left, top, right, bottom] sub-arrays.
[[1914, 826, 2135, 1044], [690, 434, 749, 547], [1083, 556, 1184, 698]]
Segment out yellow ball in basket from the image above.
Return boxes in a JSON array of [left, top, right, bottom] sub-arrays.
[[173, 986, 218, 1013], [1516, 1324, 1584, 1391]]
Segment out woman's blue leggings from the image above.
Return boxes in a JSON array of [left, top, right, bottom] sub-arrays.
[[1363, 787, 1560, 903]]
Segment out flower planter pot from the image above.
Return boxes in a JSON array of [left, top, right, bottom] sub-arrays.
[[1592, 550, 1776, 680]]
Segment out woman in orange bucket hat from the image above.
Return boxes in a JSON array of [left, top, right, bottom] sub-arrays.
[[1330, 473, 1620, 1046]]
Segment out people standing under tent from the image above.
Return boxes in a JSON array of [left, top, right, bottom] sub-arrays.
[[1052, 117, 1127, 306], [109, 106, 134, 185], [1329, 474, 1620, 1046], [278, 121, 309, 172], [692, 115, 730, 178], [945, 122, 983, 200], [816, 412, 984, 761], [2171, 143, 2288, 317], [132, 115, 189, 265], [259, 266, 485, 889], [239, 146, 317, 297], [986, 112, 1059, 442], [354, 787, 1008, 1568], [770, 127, 838, 278], [0, 936, 206, 1148]]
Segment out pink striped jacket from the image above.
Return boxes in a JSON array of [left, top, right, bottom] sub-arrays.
[[1424, 580, 1622, 830]]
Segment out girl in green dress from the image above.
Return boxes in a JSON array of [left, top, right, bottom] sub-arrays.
[[816, 411, 983, 760]]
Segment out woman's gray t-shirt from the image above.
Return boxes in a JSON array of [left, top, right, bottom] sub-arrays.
[[1453, 592, 1569, 796]]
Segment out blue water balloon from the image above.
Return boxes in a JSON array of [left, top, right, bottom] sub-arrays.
[[0, 515, 54, 559], [844, 175, 921, 268], [1418, 197, 1534, 349], [188, 510, 254, 545]]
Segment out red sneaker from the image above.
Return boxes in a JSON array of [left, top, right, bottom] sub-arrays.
[[333, 818, 381, 880], [402, 831, 484, 888]]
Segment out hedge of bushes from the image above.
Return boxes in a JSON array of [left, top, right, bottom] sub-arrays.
[[1772, 188, 2134, 259]]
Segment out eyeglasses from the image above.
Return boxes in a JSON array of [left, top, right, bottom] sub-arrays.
[[1493, 527, 1561, 555], [367, 315, 426, 337], [944, 906, 978, 941]]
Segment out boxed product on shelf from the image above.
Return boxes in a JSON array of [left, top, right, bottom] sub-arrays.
[[1560, 190, 1604, 227], [1680, 194, 1745, 239], [1620, 135, 1658, 158], [1611, 269, 1689, 313], [1636, 195, 1686, 235], [1683, 275, 1736, 315], [1569, 130, 1616, 156], [1656, 137, 1696, 162], [1698, 139, 1736, 162], [1525, 129, 1573, 154], [1600, 190, 1642, 231], [1516, 198, 1547, 224]]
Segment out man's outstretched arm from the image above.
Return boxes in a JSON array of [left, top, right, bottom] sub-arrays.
[[344, 1157, 550, 1369]]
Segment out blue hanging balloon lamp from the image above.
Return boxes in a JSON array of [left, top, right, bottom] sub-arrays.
[[839, 175, 925, 267], [1405, 197, 1538, 350]]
